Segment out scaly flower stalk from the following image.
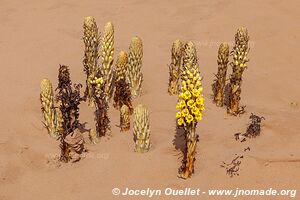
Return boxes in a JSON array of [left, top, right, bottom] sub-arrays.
[[227, 27, 249, 115], [133, 104, 150, 153], [89, 76, 110, 137], [113, 51, 132, 110], [168, 39, 183, 95], [127, 36, 143, 98], [113, 51, 133, 131], [83, 16, 100, 107], [212, 42, 229, 107], [40, 79, 58, 138], [100, 22, 114, 101], [176, 45, 204, 179]]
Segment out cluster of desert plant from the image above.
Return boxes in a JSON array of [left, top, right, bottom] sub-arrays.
[[212, 27, 250, 115], [40, 18, 256, 179], [40, 16, 151, 164]]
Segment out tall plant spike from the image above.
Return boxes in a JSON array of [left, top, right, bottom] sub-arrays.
[[83, 16, 100, 107], [40, 79, 58, 138], [168, 39, 183, 95], [101, 22, 114, 101], [133, 104, 150, 153], [89, 76, 110, 137], [213, 42, 229, 107], [127, 36, 143, 98], [176, 43, 204, 179], [113, 51, 132, 110], [227, 27, 249, 115]]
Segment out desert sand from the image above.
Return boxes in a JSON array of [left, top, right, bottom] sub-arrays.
[[0, 0, 299, 199]]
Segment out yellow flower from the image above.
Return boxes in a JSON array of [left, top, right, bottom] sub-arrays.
[[187, 99, 195, 107], [189, 84, 194, 90], [176, 112, 182, 119], [191, 107, 200, 115], [198, 105, 205, 111], [177, 118, 185, 126], [195, 113, 203, 121], [196, 97, 204, 105], [185, 114, 194, 124], [192, 88, 201, 97], [196, 81, 201, 87], [183, 91, 192, 100], [186, 79, 191, 85], [179, 92, 185, 99], [181, 108, 189, 117], [176, 100, 186, 109]]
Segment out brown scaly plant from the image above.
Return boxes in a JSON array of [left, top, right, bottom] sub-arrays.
[[227, 27, 249, 115], [168, 39, 183, 95], [113, 51, 133, 131], [55, 65, 85, 162], [212, 42, 229, 107]]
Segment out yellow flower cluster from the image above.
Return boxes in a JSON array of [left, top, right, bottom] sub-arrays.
[[89, 76, 104, 96], [176, 68, 204, 126]]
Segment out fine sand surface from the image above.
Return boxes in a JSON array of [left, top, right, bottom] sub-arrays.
[[0, 0, 299, 199]]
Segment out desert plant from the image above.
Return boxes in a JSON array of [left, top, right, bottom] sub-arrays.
[[120, 104, 131, 132], [83, 16, 100, 107], [176, 44, 204, 179], [212, 42, 229, 107], [127, 36, 143, 98], [55, 65, 85, 162], [227, 27, 249, 115], [168, 39, 183, 95], [89, 75, 110, 137], [113, 51, 133, 131], [113, 51, 133, 110], [133, 104, 150, 153], [100, 22, 115, 101], [40, 79, 58, 138], [115, 51, 128, 83]]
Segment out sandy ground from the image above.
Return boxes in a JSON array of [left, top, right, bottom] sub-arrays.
[[0, 0, 299, 199]]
